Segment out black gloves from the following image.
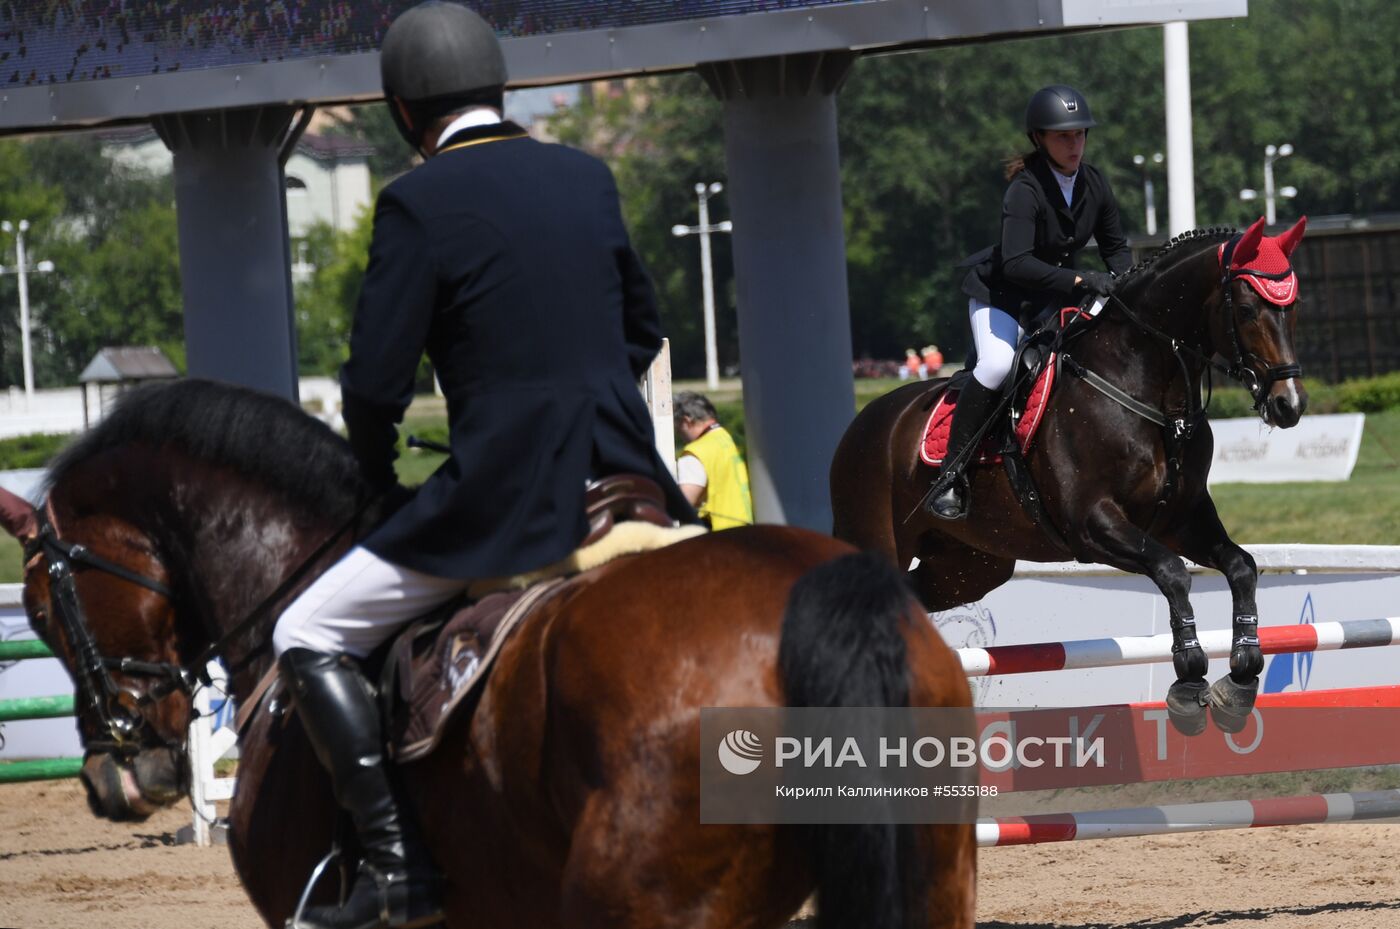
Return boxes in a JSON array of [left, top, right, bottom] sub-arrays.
[[340, 391, 400, 493], [1077, 270, 1116, 297]]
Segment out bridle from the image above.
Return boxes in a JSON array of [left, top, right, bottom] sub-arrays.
[[24, 495, 374, 757], [1105, 231, 1302, 421], [1217, 233, 1303, 411], [26, 507, 184, 757]]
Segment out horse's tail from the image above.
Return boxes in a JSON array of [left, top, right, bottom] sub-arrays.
[[778, 551, 923, 929]]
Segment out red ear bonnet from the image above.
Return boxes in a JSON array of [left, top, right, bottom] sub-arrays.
[[1275, 215, 1307, 257], [1231, 217, 1266, 268], [1219, 215, 1302, 306]]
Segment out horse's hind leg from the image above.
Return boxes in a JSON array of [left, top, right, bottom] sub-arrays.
[[1073, 501, 1210, 735], [1166, 495, 1263, 734], [560, 782, 809, 929]]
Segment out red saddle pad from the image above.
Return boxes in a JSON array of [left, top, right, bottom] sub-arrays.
[[919, 356, 1057, 467]]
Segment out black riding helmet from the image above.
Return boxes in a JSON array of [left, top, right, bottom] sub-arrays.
[[380, 1, 508, 152], [1024, 84, 1097, 146]]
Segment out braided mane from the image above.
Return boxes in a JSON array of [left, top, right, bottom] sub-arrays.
[[1119, 225, 1237, 282]]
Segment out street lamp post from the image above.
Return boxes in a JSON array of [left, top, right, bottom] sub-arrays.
[[1132, 152, 1165, 236], [0, 220, 56, 405], [1239, 143, 1296, 225], [671, 182, 733, 391]]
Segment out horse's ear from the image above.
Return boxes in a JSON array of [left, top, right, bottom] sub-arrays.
[[0, 486, 36, 543], [1232, 216, 1267, 268], [1275, 215, 1307, 257]]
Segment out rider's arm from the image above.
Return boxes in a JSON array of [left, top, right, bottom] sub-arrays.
[[999, 180, 1080, 296], [340, 188, 437, 490]]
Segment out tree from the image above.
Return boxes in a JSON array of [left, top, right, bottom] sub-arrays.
[[38, 199, 185, 384], [549, 79, 733, 380], [294, 210, 374, 376], [326, 103, 419, 184]]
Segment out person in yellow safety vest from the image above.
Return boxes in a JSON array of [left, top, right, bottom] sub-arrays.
[[674, 391, 754, 531]]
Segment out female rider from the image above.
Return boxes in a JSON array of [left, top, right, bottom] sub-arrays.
[[926, 84, 1134, 519]]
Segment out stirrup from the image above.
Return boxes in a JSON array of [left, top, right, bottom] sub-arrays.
[[288, 856, 444, 929], [287, 846, 345, 929], [924, 473, 969, 520]]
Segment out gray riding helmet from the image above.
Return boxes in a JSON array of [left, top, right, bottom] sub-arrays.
[[380, 1, 508, 149], [1024, 84, 1098, 134]]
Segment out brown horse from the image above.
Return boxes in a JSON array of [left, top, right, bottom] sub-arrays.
[[831, 217, 1309, 735], [0, 379, 974, 929]]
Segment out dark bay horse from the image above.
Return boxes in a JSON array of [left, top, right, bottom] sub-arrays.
[[832, 217, 1309, 734], [0, 379, 975, 929]]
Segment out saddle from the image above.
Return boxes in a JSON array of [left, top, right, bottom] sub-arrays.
[[915, 305, 1101, 554], [242, 475, 707, 761], [380, 474, 705, 762], [918, 307, 1086, 468]]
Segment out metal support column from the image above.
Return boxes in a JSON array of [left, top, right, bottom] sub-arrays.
[[156, 106, 312, 400], [700, 53, 856, 531]]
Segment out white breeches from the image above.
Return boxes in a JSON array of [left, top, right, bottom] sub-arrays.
[[272, 545, 470, 659], [968, 299, 1025, 390]]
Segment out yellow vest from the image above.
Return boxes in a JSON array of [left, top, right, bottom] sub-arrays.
[[681, 425, 753, 531]]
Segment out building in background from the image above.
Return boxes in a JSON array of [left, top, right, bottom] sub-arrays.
[[101, 122, 373, 245]]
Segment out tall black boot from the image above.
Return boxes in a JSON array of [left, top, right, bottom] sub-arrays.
[[280, 648, 444, 929], [924, 378, 1000, 520]]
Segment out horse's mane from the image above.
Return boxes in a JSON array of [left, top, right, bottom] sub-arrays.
[[1118, 225, 1238, 284], [48, 378, 371, 519]]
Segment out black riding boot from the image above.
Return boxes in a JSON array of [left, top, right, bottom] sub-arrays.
[[924, 378, 1000, 520], [280, 648, 444, 929]]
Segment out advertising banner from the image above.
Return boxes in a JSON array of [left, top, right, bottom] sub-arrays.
[[1208, 413, 1364, 484]]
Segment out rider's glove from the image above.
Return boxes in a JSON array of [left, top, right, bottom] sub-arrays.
[[1077, 270, 1116, 297]]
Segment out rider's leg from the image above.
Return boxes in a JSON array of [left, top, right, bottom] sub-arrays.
[[274, 546, 468, 929], [925, 300, 1021, 520]]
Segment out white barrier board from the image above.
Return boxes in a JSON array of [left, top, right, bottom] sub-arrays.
[[1208, 413, 1364, 484], [931, 546, 1400, 708]]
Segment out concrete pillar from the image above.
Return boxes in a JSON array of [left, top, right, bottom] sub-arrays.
[[700, 53, 856, 532], [155, 106, 310, 400]]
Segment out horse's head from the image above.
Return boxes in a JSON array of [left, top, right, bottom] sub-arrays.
[[1213, 215, 1309, 428], [0, 485, 192, 821]]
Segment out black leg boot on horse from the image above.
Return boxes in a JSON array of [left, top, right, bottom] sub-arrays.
[[280, 648, 444, 929], [924, 377, 1000, 520]]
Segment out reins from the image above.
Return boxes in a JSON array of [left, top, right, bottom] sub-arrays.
[[29, 493, 377, 754]]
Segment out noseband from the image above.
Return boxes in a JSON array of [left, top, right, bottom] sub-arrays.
[[1218, 234, 1303, 412], [26, 507, 188, 757]]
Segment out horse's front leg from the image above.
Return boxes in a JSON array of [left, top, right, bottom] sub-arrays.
[[1072, 500, 1211, 735], [1166, 495, 1263, 734]]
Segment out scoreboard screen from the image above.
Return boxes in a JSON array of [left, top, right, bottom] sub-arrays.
[[0, 0, 857, 88], [0, 0, 1245, 131]]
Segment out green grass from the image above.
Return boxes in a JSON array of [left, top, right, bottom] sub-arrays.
[[0, 539, 20, 585], [394, 396, 450, 486]]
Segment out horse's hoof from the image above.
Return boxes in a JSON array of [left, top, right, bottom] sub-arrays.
[[1208, 674, 1259, 735], [1166, 680, 1210, 736]]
